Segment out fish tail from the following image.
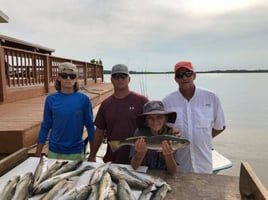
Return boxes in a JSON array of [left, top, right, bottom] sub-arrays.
[[108, 140, 121, 152]]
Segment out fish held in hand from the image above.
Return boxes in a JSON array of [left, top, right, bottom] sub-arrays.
[[108, 135, 190, 152], [33, 155, 48, 187]]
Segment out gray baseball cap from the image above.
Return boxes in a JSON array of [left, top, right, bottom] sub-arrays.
[[111, 64, 129, 75]]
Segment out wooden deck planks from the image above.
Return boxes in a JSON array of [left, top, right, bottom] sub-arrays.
[[0, 96, 45, 131], [0, 82, 113, 154], [149, 170, 241, 199]]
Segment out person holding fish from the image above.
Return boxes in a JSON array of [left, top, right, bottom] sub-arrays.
[[162, 61, 226, 174], [130, 100, 184, 175], [35, 62, 95, 160]]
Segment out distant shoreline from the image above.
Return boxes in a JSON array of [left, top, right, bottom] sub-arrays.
[[104, 69, 268, 74]]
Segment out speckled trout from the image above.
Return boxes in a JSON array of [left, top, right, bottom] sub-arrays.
[[33, 165, 93, 195], [0, 175, 20, 200], [108, 135, 190, 152], [33, 155, 48, 188], [12, 172, 34, 200]]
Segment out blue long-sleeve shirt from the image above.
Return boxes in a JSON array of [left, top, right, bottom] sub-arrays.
[[37, 91, 95, 154]]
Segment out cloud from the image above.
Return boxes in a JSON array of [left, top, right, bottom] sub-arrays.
[[1, 0, 268, 71]]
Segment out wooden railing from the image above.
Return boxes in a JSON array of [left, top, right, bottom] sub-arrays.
[[0, 46, 104, 103]]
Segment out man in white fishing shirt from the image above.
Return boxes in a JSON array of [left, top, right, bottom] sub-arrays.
[[162, 61, 226, 174]]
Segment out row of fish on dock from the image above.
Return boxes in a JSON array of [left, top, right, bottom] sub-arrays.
[[0, 155, 172, 200]]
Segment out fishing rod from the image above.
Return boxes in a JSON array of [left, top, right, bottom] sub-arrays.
[[138, 67, 148, 98]]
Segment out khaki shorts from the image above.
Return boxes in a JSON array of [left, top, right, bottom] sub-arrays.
[[48, 150, 85, 160]]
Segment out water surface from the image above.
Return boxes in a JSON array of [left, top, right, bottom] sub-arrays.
[[105, 73, 268, 188]]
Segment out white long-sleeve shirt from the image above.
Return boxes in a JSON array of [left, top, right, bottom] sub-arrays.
[[163, 87, 225, 173]]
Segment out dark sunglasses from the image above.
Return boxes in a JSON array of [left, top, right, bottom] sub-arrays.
[[175, 71, 194, 79], [59, 73, 77, 80], [112, 73, 128, 79]]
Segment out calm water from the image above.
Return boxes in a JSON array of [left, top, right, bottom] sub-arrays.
[[104, 73, 268, 188]]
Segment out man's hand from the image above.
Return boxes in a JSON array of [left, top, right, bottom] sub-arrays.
[[87, 155, 96, 162]]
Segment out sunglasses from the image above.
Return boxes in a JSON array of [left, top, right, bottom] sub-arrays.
[[175, 71, 194, 79], [112, 73, 128, 79], [59, 73, 77, 80]]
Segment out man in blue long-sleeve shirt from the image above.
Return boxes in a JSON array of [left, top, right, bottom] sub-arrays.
[[35, 62, 95, 160]]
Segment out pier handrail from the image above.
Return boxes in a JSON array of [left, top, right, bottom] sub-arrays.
[[0, 46, 104, 103]]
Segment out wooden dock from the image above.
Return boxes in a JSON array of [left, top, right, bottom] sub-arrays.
[[0, 82, 113, 156], [1, 83, 268, 200]]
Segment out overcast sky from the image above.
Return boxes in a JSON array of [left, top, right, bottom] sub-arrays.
[[1, 0, 268, 72]]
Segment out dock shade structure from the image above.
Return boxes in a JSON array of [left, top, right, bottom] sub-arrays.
[[0, 10, 9, 23]]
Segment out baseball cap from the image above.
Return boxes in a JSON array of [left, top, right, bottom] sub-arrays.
[[174, 61, 193, 72], [58, 62, 78, 74], [111, 64, 129, 75], [136, 100, 177, 128]]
